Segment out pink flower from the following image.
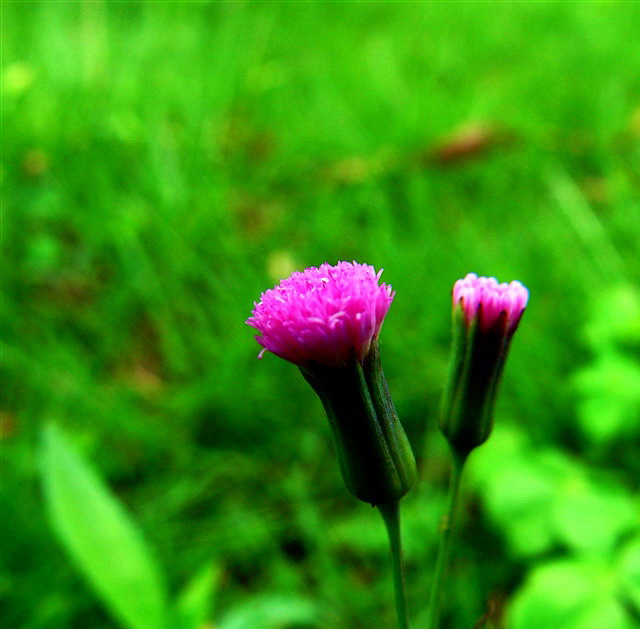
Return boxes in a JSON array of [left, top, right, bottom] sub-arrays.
[[453, 273, 529, 333], [246, 261, 395, 368]]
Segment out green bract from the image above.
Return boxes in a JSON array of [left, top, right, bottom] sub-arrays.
[[439, 306, 509, 457], [300, 340, 417, 506]]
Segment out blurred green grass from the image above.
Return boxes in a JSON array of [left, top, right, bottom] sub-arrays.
[[3, 2, 640, 628]]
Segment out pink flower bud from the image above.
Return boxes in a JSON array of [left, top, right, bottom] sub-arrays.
[[441, 273, 529, 457], [453, 273, 529, 334]]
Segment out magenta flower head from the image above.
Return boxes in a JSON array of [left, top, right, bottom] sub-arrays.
[[440, 273, 529, 459], [453, 273, 529, 336], [247, 261, 394, 368], [247, 261, 416, 506]]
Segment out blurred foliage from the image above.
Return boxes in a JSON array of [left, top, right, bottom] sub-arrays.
[[3, 2, 640, 628], [573, 286, 640, 445], [41, 425, 168, 629]]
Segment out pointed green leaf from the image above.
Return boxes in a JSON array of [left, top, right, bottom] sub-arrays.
[[618, 536, 640, 611], [41, 424, 167, 629], [174, 563, 220, 629], [218, 595, 319, 629]]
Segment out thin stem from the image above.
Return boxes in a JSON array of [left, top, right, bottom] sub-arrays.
[[427, 451, 467, 629], [378, 500, 411, 629]]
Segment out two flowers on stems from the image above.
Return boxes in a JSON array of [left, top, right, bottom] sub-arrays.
[[246, 261, 529, 628]]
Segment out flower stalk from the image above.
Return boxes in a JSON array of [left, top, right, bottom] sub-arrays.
[[426, 451, 466, 629], [379, 501, 411, 629]]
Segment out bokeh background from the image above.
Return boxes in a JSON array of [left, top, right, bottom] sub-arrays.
[[3, 2, 640, 628]]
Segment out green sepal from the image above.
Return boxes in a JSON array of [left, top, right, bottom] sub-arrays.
[[439, 304, 513, 458], [300, 340, 417, 505]]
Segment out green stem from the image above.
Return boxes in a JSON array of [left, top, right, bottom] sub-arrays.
[[427, 451, 467, 629], [378, 500, 411, 629]]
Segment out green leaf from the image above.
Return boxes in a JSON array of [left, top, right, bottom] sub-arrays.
[[483, 457, 559, 557], [573, 353, 640, 443], [553, 476, 637, 554], [217, 595, 319, 629], [584, 286, 640, 352], [470, 426, 637, 557], [618, 536, 640, 611], [470, 430, 568, 557], [509, 560, 631, 629], [40, 424, 167, 629], [174, 563, 219, 629]]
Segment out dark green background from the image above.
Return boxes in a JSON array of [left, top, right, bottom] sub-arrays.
[[3, 2, 640, 628]]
